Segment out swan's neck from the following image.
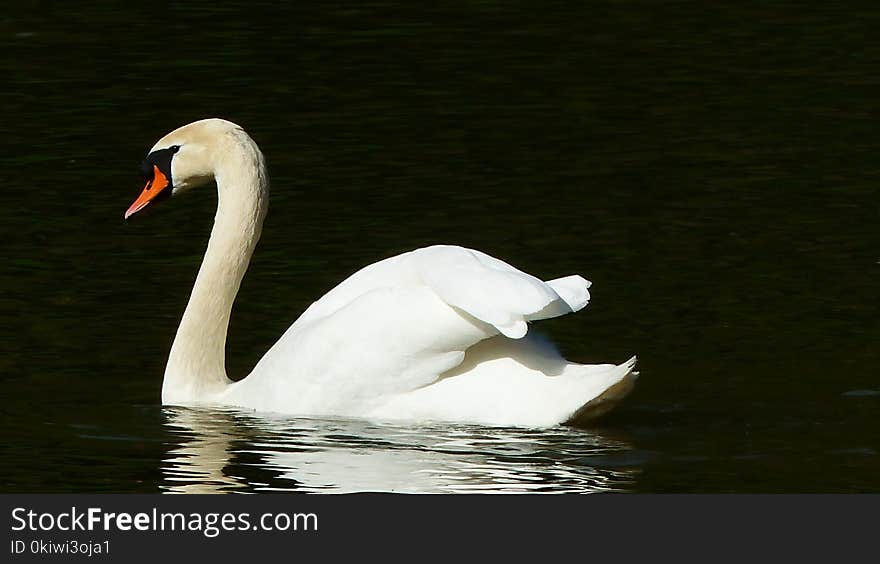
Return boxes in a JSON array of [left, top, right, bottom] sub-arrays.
[[162, 130, 269, 404]]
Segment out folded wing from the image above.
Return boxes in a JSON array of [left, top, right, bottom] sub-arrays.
[[229, 245, 593, 416]]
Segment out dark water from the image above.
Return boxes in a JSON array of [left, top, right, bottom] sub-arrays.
[[1, 2, 877, 493]]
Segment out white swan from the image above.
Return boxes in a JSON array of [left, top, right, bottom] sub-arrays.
[[125, 118, 637, 428]]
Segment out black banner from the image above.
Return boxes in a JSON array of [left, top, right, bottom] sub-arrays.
[[1, 494, 876, 562]]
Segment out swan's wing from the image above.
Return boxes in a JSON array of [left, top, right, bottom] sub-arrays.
[[418, 246, 590, 337], [293, 245, 590, 337], [231, 246, 592, 415]]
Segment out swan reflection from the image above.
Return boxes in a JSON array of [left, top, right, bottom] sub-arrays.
[[161, 407, 637, 493]]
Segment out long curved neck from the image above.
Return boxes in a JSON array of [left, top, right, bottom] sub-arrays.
[[162, 130, 269, 404]]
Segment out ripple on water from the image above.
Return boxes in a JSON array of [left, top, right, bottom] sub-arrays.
[[159, 407, 639, 494], [842, 390, 880, 398]]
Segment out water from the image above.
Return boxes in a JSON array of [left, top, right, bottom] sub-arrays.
[[1, 2, 877, 493]]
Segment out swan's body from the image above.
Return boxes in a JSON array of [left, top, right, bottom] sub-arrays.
[[126, 119, 637, 428]]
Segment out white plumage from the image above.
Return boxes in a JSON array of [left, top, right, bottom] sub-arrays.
[[127, 119, 637, 428]]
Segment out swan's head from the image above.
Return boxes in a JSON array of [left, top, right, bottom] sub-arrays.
[[124, 118, 243, 219]]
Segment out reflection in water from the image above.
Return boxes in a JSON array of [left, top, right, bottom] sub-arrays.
[[162, 407, 636, 494]]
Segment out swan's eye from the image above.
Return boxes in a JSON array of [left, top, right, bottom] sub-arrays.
[[141, 146, 179, 183]]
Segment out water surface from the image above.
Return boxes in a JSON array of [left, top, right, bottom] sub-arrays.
[[0, 1, 877, 493]]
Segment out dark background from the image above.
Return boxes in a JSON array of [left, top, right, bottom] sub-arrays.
[[1, 1, 877, 492]]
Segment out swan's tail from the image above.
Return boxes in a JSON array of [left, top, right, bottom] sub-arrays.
[[565, 356, 638, 424]]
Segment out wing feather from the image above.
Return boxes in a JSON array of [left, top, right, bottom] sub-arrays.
[[238, 245, 593, 412]]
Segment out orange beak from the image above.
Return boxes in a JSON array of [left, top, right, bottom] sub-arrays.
[[124, 165, 170, 219]]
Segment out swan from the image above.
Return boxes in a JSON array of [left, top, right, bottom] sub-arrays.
[[124, 118, 637, 428]]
